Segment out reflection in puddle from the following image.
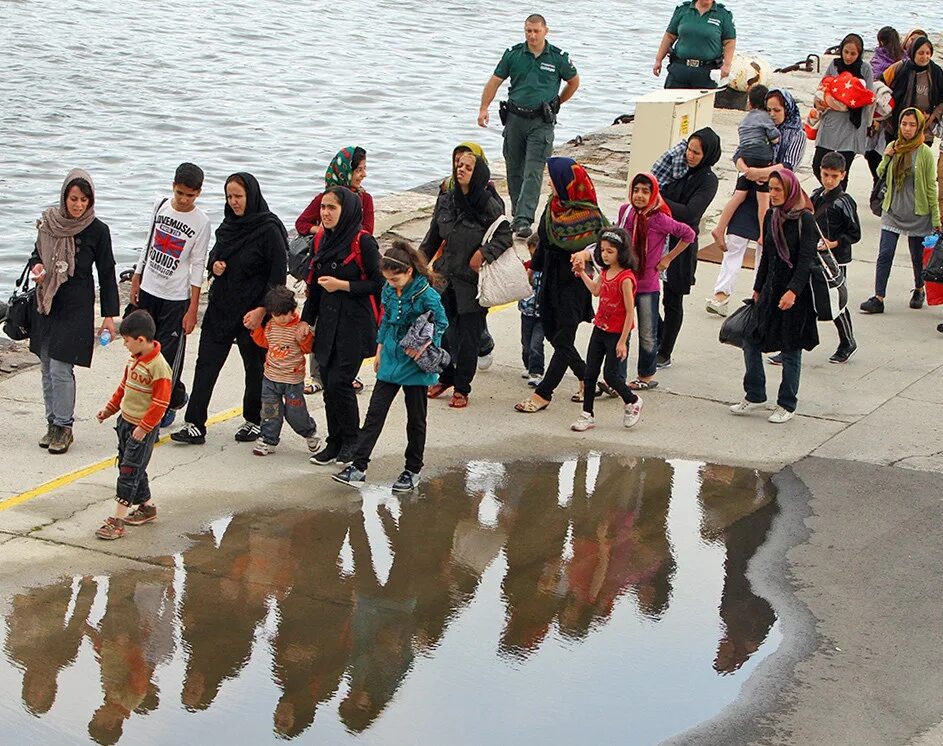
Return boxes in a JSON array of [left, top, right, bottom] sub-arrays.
[[0, 456, 779, 744]]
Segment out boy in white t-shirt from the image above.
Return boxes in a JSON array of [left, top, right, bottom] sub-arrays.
[[130, 163, 211, 426]]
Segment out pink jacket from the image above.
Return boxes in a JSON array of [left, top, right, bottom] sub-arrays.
[[617, 203, 696, 293]]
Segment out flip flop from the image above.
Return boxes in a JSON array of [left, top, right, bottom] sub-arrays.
[[629, 379, 659, 391], [515, 397, 549, 413], [448, 393, 469, 409], [427, 383, 453, 399], [352, 377, 364, 393]]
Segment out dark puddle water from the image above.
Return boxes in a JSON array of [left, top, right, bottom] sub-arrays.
[[0, 456, 779, 744]]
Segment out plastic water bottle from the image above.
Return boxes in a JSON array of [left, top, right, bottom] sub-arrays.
[[99, 329, 112, 346], [924, 233, 939, 250]]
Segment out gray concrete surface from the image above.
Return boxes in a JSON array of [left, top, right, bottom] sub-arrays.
[[2, 53, 943, 744]]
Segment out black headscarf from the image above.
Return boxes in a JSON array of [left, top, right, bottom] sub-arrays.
[[886, 37, 943, 135], [687, 127, 722, 171], [213, 172, 287, 262], [835, 34, 867, 128], [452, 156, 493, 225], [313, 187, 364, 266]]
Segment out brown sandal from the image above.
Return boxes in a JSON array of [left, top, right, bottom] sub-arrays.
[[514, 396, 549, 413], [427, 383, 453, 399], [449, 392, 468, 409]]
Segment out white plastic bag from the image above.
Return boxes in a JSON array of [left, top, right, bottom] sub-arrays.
[[476, 216, 531, 307]]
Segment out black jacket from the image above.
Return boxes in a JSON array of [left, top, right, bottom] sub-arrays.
[[302, 233, 383, 366], [662, 167, 719, 294], [810, 187, 860, 265], [202, 224, 287, 343], [752, 212, 819, 353], [29, 218, 119, 368], [420, 191, 513, 315]]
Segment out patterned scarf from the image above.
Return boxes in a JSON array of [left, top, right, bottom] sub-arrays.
[[325, 145, 364, 191], [768, 169, 813, 269], [890, 107, 927, 192], [543, 157, 608, 251]]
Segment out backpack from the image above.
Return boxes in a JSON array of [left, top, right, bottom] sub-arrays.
[[309, 229, 382, 325]]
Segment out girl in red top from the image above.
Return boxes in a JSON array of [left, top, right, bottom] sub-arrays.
[[572, 227, 643, 432]]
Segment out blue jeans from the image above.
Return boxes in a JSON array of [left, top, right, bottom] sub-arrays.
[[259, 377, 317, 445], [742, 342, 802, 412], [875, 229, 924, 298], [39, 337, 75, 427], [520, 314, 545, 375], [635, 291, 660, 378]]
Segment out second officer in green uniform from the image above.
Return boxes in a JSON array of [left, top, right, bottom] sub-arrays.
[[653, 0, 737, 90], [478, 14, 580, 238]]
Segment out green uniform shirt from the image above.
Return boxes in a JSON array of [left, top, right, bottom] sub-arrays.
[[667, 1, 736, 62], [493, 41, 577, 110]]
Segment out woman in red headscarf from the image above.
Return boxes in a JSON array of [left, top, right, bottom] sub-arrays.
[[730, 169, 819, 424]]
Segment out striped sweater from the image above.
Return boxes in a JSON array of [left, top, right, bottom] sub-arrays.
[[102, 342, 173, 432], [250, 312, 313, 384]]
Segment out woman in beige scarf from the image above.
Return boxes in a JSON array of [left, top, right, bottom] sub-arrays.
[[29, 170, 119, 454]]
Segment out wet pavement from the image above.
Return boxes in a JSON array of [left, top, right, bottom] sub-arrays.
[[0, 456, 780, 744]]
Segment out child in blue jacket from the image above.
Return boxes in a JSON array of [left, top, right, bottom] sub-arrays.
[[333, 240, 448, 492]]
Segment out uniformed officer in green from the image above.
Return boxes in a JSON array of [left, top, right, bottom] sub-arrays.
[[653, 0, 737, 89], [478, 14, 579, 238]]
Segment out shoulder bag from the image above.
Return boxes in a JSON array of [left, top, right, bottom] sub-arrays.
[[288, 232, 315, 281], [476, 216, 531, 308]]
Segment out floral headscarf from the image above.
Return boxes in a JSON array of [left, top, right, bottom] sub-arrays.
[[325, 145, 365, 191], [543, 157, 608, 251]]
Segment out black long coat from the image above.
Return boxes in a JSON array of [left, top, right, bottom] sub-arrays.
[[662, 167, 719, 295], [301, 234, 383, 367], [751, 212, 820, 353], [420, 192, 513, 315], [29, 218, 119, 368]]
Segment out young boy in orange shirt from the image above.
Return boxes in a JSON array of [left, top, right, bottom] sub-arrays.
[[95, 310, 172, 540]]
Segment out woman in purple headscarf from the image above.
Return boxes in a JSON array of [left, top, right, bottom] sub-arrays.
[[729, 169, 819, 424]]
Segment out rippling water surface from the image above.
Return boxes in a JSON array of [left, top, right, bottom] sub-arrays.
[[0, 0, 921, 279]]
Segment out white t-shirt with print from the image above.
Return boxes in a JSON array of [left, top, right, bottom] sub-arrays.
[[137, 198, 211, 301]]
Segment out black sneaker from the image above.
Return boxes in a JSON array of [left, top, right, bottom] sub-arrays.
[[234, 422, 261, 442], [513, 224, 533, 239], [938, 323, 943, 334], [310, 444, 340, 466], [392, 470, 421, 493], [859, 296, 884, 314], [170, 423, 206, 445], [332, 465, 366, 487], [655, 354, 672, 369], [910, 288, 926, 309], [335, 446, 355, 466], [767, 353, 783, 366], [829, 342, 857, 364]]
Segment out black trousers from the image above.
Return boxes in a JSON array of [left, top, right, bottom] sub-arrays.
[[321, 348, 364, 450], [658, 286, 685, 360], [136, 289, 189, 409], [439, 286, 485, 396], [535, 321, 586, 401], [185, 326, 265, 432], [813, 147, 856, 191], [582, 327, 637, 416], [353, 380, 427, 473]]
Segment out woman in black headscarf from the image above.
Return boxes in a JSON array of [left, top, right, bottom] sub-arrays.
[[882, 36, 943, 143], [172, 173, 288, 445], [422, 151, 513, 409], [302, 187, 383, 466], [657, 128, 722, 366]]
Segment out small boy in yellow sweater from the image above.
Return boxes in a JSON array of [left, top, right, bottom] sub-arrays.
[[95, 310, 172, 540]]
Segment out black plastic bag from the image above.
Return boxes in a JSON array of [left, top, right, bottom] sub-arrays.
[[922, 233, 943, 283], [719, 299, 757, 349]]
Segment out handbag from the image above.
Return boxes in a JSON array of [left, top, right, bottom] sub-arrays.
[[124, 197, 168, 318], [808, 220, 848, 322], [476, 216, 531, 308], [869, 173, 886, 217], [718, 299, 757, 349], [3, 260, 35, 341], [287, 232, 315, 281]]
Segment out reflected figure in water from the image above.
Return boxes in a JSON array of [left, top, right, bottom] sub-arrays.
[[560, 457, 676, 639], [5, 576, 96, 715], [87, 568, 175, 745], [180, 512, 295, 711], [699, 464, 778, 674]]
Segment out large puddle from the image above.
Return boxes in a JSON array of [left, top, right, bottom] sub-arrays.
[[0, 456, 780, 744]]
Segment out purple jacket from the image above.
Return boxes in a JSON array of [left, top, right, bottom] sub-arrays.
[[871, 47, 897, 78], [617, 203, 696, 294]]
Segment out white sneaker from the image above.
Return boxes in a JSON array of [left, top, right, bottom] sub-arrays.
[[706, 298, 729, 317], [623, 397, 643, 428], [478, 352, 494, 370], [252, 439, 275, 456], [521, 369, 530, 379], [570, 412, 595, 432], [527, 375, 542, 388], [305, 434, 321, 453], [729, 399, 766, 416], [768, 406, 795, 424]]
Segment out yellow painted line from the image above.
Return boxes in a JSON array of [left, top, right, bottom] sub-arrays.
[[0, 406, 243, 513], [0, 302, 516, 512]]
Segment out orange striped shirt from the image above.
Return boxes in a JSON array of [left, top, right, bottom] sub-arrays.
[[102, 342, 173, 432], [250, 313, 313, 384]]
